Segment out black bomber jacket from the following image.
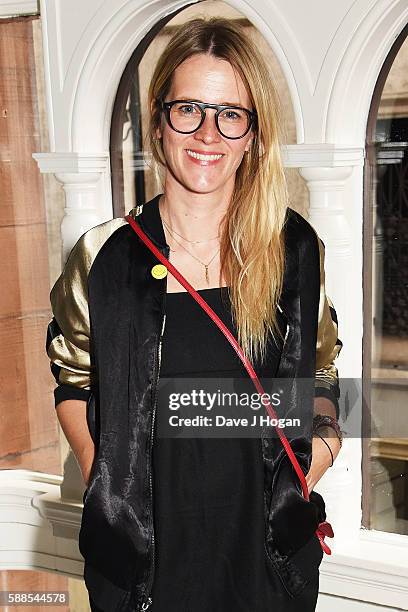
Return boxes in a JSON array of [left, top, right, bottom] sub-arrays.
[[46, 193, 342, 611]]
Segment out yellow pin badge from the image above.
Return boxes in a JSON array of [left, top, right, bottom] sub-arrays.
[[151, 264, 168, 279]]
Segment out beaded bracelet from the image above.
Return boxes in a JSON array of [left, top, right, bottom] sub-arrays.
[[313, 430, 334, 466], [312, 413, 343, 447]]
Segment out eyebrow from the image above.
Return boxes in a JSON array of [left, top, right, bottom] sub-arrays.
[[175, 97, 244, 107]]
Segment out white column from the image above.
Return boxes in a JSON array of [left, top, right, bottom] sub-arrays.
[[33, 152, 111, 504], [300, 164, 357, 540], [283, 144, 364, 541], [33, 152, 112, 260], [299, 165, 351, 303], [54, 172, 104, 261]]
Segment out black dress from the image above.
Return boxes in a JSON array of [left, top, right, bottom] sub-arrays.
[[150, 287, 285, 612]]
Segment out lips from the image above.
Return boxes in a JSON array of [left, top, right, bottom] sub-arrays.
[[185, 149, 224, 162]]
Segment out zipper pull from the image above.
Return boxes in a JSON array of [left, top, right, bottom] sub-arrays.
[[140, 596, 153, 610]]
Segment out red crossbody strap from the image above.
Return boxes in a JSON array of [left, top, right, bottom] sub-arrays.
[[125, 213, 333, 555]]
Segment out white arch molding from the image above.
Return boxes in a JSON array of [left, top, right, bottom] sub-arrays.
[[29, 0, 408, 608]]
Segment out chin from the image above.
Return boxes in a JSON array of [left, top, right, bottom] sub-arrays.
[[183, 181, 226, 195], [182, 172, 231, 194], [168, 162, 232, 194]]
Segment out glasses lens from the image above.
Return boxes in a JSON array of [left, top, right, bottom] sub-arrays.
[[169, 102, 203, 133], [218, 108, 251, 138]]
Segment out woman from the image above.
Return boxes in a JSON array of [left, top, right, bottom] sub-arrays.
[[46, 17, 343, 612]]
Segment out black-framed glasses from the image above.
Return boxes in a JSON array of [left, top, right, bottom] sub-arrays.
[[158, 99, 257, 140]]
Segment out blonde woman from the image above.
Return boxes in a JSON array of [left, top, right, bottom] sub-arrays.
[[46, 17, 343, 612]]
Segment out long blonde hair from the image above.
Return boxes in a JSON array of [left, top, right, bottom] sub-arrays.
[[148, 17, 289, 365]]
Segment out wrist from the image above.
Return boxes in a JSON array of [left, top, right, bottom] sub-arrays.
[[312, 413, 344, 447], [77, 445, 95, 482], [312, 429, 341, 465]]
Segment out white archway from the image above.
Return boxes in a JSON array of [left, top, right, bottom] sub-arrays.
[[327, 0, 408, 144], [71, 0, 303, 151]]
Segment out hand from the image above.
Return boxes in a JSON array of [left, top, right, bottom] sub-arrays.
[[305, 430, 341, 494], [78, 446, 96, 487]]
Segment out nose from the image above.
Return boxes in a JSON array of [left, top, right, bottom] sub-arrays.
[[193, 110, 221, 144]]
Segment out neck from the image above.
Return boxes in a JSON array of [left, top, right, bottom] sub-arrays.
[[159, 181, 233, 242]]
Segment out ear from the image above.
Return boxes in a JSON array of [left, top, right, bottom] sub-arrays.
[[150, 98, 162, 140]]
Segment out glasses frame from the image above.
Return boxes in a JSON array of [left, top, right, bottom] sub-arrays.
[[158, 98, 257, 140]]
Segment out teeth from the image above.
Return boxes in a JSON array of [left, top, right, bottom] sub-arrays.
[[186, 149, 223, 161]]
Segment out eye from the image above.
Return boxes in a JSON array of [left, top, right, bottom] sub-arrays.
[[175, 103, 200, 115], [221, 109, 244, 121]]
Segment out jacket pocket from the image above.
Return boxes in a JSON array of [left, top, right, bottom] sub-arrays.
[[309, 489, 326, 524], [264, 455, 326, 596], [266, 454, 323, 555]]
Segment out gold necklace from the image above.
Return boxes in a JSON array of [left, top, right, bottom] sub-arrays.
[[164, 224, 220, 285]]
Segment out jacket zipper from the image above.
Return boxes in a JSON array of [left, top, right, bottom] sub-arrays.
[[139, 311, 166, 611], [140, 599, 153, 611]]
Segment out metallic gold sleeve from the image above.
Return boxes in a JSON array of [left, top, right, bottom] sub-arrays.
[[314, 236, 343, 418], [46, 218, 127, 405]]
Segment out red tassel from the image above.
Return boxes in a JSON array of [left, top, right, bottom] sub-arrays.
[[316, 521, 334, 555]]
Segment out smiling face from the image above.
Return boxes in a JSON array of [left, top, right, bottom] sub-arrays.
[[156, 53, 255, 196]]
